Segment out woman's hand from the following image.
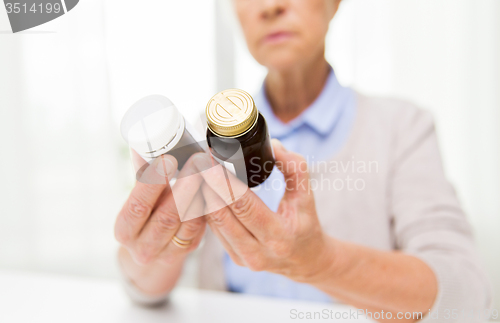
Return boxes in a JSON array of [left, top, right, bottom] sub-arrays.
[[196, 140, 439, 318], [194, 139, 336, 283], [114, 152, 206, 296]]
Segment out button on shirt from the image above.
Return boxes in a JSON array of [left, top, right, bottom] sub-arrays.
[[223, 69, 357, 302]]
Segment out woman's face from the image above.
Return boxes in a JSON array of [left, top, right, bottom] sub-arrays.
[[234, 0, 340, 71]]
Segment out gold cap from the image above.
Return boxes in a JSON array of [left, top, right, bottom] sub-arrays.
[[206, 89, 258, 137]]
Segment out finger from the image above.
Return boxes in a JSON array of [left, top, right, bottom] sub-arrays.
[[130, 149, 148, 177], [201, 183, 259, 257], [159, 209, 207, 263], [198, 182, 244, 264], [133, 155, 204, 264], [170, 155, 206, 221], [178, 186, 205, 222], [133, 150, 177, 184], [207, 221, 244, 267], [194, 154, 282, 241], [201, 182, 242, 265], [272, 138, 312, 202], [114, 154, 178, 247], [193, 153, 248, 205], [201, 183, 243, 266]]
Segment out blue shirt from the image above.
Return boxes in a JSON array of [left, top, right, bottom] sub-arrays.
[[223, 68, 357, 302]]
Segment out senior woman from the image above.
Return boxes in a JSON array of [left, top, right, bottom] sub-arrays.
[[114, 0, 491, 321]]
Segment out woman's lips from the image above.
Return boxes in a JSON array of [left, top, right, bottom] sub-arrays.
[[262, 31, 294, 44]]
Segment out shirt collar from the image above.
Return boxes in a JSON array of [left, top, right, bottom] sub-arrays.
[[254, 67, 350, 139]]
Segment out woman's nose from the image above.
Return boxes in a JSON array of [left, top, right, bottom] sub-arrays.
[[260, 0, 287, 20]]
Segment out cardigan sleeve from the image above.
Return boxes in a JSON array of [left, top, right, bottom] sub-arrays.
[[389, 104, 492, 322]]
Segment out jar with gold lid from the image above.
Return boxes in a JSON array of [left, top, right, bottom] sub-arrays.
[[206, 89, 275, 188]]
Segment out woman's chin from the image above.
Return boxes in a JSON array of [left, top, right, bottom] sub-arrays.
[[259, 54, 303, 72]]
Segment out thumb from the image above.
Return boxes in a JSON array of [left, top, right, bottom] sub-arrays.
[[271, 139, 311, 199]]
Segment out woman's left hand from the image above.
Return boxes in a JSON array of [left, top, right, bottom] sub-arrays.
[[194, 139, 336, 283]]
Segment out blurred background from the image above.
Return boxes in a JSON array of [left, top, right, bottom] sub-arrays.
[[1, 0, 499, 313]]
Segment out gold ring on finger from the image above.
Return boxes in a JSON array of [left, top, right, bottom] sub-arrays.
[[172, 235, 192, 248]]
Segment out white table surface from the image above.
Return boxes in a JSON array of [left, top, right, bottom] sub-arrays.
[[0, 270, 375, 323]]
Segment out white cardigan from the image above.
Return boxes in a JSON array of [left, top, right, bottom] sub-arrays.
[[123, 94, 492, 322]]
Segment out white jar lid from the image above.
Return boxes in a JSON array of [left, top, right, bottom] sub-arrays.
[[120, 95, 183, 157]]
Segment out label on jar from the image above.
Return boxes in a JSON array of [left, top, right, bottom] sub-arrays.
[[210, 155, 237, 176]]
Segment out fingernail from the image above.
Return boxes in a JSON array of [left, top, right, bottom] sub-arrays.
[[193, 154, 213, 172], [271, 138, 287, 151], [153, 155, 176, 178]]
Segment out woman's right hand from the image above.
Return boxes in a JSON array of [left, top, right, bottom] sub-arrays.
[[114, 152, 206, 297]]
